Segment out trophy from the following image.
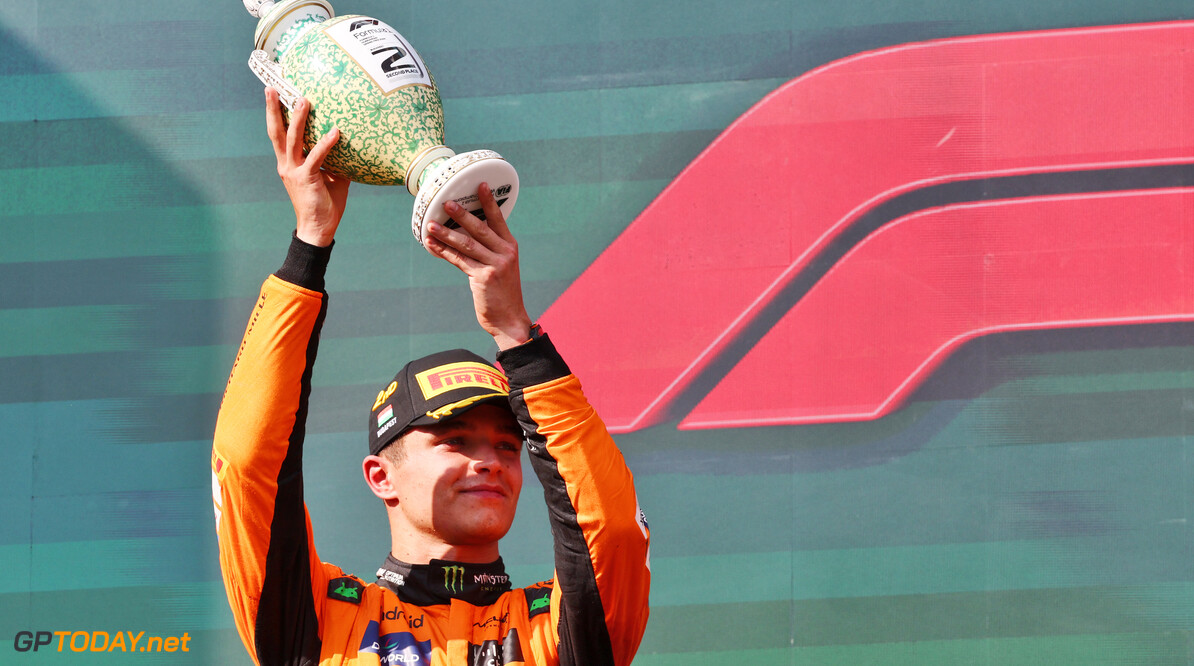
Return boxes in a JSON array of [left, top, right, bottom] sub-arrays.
[[242, 0, 519, 244]]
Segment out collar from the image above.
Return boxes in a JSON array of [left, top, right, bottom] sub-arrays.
[[376, 554, 512, 606]]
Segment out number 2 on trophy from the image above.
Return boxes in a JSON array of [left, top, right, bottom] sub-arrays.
[[371, 46, 409, 73]]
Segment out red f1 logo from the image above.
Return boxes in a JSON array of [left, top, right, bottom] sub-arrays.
[[541, 21, 1194, 432]]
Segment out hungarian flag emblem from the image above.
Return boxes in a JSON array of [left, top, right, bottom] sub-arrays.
[[377, 404, 394, 427]]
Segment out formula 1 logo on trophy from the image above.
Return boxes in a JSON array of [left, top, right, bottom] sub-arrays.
[[242, 0, 519, 244]]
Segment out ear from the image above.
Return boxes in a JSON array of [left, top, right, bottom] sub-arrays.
[[363, 455, 399, 501]]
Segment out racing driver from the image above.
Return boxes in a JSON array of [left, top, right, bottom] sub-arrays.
[[211, 89, 651, 665]]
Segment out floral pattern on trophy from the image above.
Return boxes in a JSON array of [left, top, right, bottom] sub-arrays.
[[274, 11, 326, 59], [280, 15, 448, 186]]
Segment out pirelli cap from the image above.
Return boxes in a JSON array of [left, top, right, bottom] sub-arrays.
[[368, 349, 513, 456]]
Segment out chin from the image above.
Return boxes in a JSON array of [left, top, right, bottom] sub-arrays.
[[437, 498, 518, 545], [456, 518, 514, 545]]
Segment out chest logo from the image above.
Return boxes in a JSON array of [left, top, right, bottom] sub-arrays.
[[524, 586, 552, 618], [328, 577, 364, 604], [443, 565, 465, 593], [359, 622, 432, 664]]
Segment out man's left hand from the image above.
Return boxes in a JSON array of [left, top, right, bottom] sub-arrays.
[[424, 183, 533, 351]]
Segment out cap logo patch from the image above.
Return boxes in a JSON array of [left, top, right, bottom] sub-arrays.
[[373, 380, 400, 410], [377, 404, 394, 427], [416, 362, 509, 399]]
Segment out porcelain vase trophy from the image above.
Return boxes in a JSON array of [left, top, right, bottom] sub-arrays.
[[243, 0, 519, 244]]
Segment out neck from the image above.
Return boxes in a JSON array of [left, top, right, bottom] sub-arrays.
[[388, 525, 500, 565]]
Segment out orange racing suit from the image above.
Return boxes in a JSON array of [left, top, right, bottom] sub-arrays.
[[211, 238, 651, 665]]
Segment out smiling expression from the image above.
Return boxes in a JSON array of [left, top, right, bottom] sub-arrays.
[[386, 404, 525, 550]]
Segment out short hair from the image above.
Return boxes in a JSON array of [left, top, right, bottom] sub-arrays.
[[378, 434, 406, 467]]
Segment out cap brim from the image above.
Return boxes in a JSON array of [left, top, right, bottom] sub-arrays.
[[405, 392, 513, 429]]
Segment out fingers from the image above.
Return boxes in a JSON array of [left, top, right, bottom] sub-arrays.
[[423, 224, 482, 277], [306, 126, 341, 171], [437, 184, 512, 252], [264, 87, 286, 162], [266, 89, 340, 173], [287, 97, 311, 164], [478, 183, 514, 243], [425, 213, 489, 264]]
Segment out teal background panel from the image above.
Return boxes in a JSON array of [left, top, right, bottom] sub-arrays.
[[2, 0, 1193, 663]]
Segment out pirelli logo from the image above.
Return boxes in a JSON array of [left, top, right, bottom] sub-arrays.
[[416, 362, 509, 400]]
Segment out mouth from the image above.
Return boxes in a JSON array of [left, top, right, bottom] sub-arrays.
[[460, 484, 508, 500]]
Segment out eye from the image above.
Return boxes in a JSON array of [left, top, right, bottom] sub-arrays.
[[497, 440, 522, 454]]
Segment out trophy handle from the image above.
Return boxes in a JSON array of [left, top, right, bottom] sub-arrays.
[[248, 50, 303, 110]]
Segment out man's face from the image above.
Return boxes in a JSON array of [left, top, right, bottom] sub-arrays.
[[389, 403, 524, 548]]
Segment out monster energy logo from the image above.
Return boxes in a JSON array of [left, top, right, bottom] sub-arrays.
[[443, 566, 465, 594]]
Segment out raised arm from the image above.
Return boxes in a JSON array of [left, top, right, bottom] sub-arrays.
[[431, 192, 652, 665], [211, 89, 348, 665]]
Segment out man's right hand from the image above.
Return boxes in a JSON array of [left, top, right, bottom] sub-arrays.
[[265, 87, 350, 247]]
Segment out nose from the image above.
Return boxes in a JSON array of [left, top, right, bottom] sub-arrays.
[[470, 440, 502, 473]]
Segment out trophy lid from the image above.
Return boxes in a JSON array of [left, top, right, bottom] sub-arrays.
[[243, 0, 276, 18], [252, 0, 335, 54]]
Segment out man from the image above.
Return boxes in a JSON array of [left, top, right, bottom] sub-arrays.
[[211, 89, 651, 665]]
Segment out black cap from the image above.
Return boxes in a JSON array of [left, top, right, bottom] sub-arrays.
[[368, 349, 513, 456]]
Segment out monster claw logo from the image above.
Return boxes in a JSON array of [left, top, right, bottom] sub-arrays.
[[443, 566, 465, 594]]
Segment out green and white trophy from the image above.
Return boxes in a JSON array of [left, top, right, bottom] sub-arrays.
[[243, 0, 519, 244]]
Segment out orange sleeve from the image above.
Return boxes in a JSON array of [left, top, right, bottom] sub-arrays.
[[501, 331, 651, 666], [211, 275, 329, 665]]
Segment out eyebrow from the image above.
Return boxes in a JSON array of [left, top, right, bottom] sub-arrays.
[[436, 417, 524, 439]]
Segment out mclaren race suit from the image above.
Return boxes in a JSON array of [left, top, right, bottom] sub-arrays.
[[211, 238, 651, 666]]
